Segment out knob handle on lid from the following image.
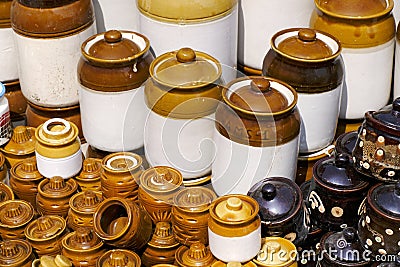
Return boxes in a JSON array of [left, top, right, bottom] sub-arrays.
[[298, 28, 317, 42], [262, 183, 277, 200], [343, 227, 356, 243], [176, 47, 196, 63], [335, 153, 350, 168], [251, 79, 271, 93], [226, 197, 243, 211], [104, 30, 122, 43]]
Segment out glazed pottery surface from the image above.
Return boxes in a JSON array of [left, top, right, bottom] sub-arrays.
[[252, 237, 297, 267], [3, 80, 27, 121], [75, 158, 102, 192], [0, 199, 35, 240], [0, 239, 35, 267], [175, 242, 216, 267], [96, 249, 141, 267], [0, 182, 14, 201]]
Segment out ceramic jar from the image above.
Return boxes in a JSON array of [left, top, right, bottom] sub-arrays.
[[247, 177, 308, 246], [96, 249, 141, 267], [67, 190, 103, 231], [252, 237, 297, 267], [138, 166, 183, 223], [0, 239, 35, 267], [352, 98, 400, 182], [334, 131, 358, 156], [1, 126, 36, 168], [238, 0, 315, 75], [144, 47, 222, 181], [263, 28, 344, 154], [174, 242, 216, 267], [10, 0, 96, 107], [78, 30, 153, 152], [100, 152, 143, 201], [9, 158, 43, 209], [171, 186, 217, 246], [93, 197, 152, 251], [0, 153, 8, 184], [61, 227, 106, 267], [0, 182, 14, 201], [310, 0, 396, 119], [319, 227, 370, 266], [36, 176, 78, 218], [4, 80, 27, 122], [35, 118, 82, 179], [308, 153, 370, 231], [75, 158, 102, 192], [24, 215, 67, 257], [141, 222, 180, 267], [0, 200, 35, 240], [212, 76, 300, 195], [137, 0, 238, 82], [208, 195, 261, 263]]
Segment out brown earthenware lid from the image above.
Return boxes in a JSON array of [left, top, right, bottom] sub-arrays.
[[76, 158, 101, 181], [0, 183, 14, 202], [150, 47, 221, 90], [0, 200, 35, 228], [369, 182, 400, 219], [11, 157, 43, 181], [253, 237, 297, 266], [210, 195, 259, 223], [62, 227, 103, 252], [175, 243, 216, 267], [148, 222, 179, 249], [35, 118, 79, 146], [212, 261, 257, 267], [25, 215, 66, 241], [247, 177, 302, 224], [1, 126, 36, 155], [38, 177, 78, 198], [98, 249, 141, 267], [102, 152, 143, 174], [313, 153, 369, 192], [174, 186, 217, 212], [0, 239, 33, 266], [334, 131, 358, 156], [140, 166, 183, 194], [314, 0, 393, 19], [364, 97, 400, 137], [69, 190, 103, 214]]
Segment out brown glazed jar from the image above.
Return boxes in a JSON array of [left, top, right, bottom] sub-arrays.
[[101, 152, 143, 201], [67, 190, 103, 231], [175, 242, 216, 267], [93, 197, 152, 251], [9, 158, 43, 209], [36, 176, 78, 218], [24, 215, 67, 257], [171, 186, 217, 246], [0, 239, 35, 267], [0, 182, 14, 201], [141, 222, 180, 267], [252, 237, 297, 267], [138, 166, 183, 223], [0, 152, 9, 184], [75, 158, 102, 192], [61, 227, 106, 267], [0, 200, 35, 240], [96, 249, 141, 267], [3, 80, 27, 122]]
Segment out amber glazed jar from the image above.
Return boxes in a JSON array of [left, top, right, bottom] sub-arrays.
[[96, 249, 141, 267], [175, 242, 216, 267], [0, 182, 14, 201], [75, 158, 102, 192], [0, 200, 35, 240], [0, 239, 35, 267]]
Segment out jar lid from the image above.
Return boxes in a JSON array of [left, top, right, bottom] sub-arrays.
[[313, 153, 369, 192], [253, 237, 297, 266], [62, 227, 103, 251], [150, 47, 221, 90], [334, 131, 358, 156], [0, 200, 34, 228], [102, 152, 143, 174], [38, 177, 78, 198], [140, 166, 183, 194], [0, 239, 32, 266], [315, 0, 394, 19], [210, 195, 259, 223], [11, 158, 43, 181], [364, 98, 400, 137], [69, 190, 103, 213], [148, 222, 179, 248], [2, 126, 36, 155], [76, 158, 101, 181], [25, 215, 66, 241], [35, 118, 79, 146], [247, 177, 302, 223], [173, 186, 217, 212], [272, 28, 341, 62], [0, 183, 14, 202], [98, 249, 141, 267], [369, 182, 400, 218], [175, 243, 215, 266]]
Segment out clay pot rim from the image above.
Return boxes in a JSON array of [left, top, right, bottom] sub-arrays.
[[0, 183, 14, 200], [10, 158, 43, 181], [314, 0, 394, 20], [2, 79, 19, 87], [173, 186, 217, 212], [270, 27, 342, 63], [101, 152, 143, 174], [367, 183, 400, 222], [364, 111, 400, 137], [61, 230, 104, 253], [27, 100, 80, 112], [37, 178, 78, 198], [24, 215, 66, 242], [0, 239, 33, 264], [69, 190, 103, 213], [0, 199, 35, 228], [139, 166, 183, 194]]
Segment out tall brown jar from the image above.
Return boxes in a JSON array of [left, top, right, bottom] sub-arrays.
[[0, 199, 35, 240]]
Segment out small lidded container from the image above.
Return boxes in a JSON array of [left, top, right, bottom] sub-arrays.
[[35, 118, 82, 179], [208, 195, 261, 263], [0, 200, 35, 240], [253, 237, 297, 267], [75, 158, 102, 192], [175, 242, 216, 267], [0, 239, 35, 267], [138, 166, 183, 223], [96, 249, 141, 267]]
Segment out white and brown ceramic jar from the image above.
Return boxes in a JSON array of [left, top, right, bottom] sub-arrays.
[[0, 200, 35, 240], [75, 158, 102, 192], [0, 239, 35, 267]]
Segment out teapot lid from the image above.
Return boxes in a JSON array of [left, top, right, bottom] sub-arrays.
[[38, 176, 78, 198], [210, 195, 259, 223], [150, 47, 221, 90], [313, 153, 369, 191], [173, 186, 217, 212], [253, 237, 297, 266], [0, 239, 32, 266], [25, 215, 66, 241], [334, 131, 358, 156], [0, 200, 35, 228], [365, 98, 400, 136], [69, 190, 103, 213], [140, 166, 183, 194], [247, 177, 302, 223], [98, 249, 141, 267], [1, 126, 36, 155], [11, 158, 43, 181], [370, 182, 400, 218], [62, 227, 103, 251], [175, 242, 216, 266]]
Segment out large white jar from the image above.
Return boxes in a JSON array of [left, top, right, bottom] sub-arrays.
[[78, 30, 154, 152], [211, 76, 300, 196], [144, 47, 223, 182], [10, 0, 96, 107], [137, 0, 238, 83]]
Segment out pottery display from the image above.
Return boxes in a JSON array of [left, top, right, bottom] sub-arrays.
[[263, 28, 344, 154], [0, 239, 35, 267], [174, 242, 216, 267], [36, 176, 78, 218], [24, 215, 67, 257], [10, 0, 96, 107], [0, 199, 35, 240], [212, 76, 300, 195], [61, 227, 106, 267], [253, 237, 297, 267], [9, 158, 43, 209], [144, 47, 223, 181], [310, 0, 396, 119], [96, 249, 141, 267], [308, 153, 370, 231], [141, 222, 180, 267], [78, 30, 153, 152], [100, 152, 143, 201], [35, 118, 82, 179], [208, 194, 261, 263], [171, 186, 217, 246], [67, 190, 103, 231], [93, 197, 152, 251], [75, 158, 102, 192], [3, 80, 27, 122], [0, 182, 14, 201]]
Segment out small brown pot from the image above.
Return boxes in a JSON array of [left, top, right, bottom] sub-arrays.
[[0, 239, 35, 267], [75, 158, 102, 192], [96, 249, 141, 267], [0, 199, 35, 240], [174, 242, 216, 267]]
